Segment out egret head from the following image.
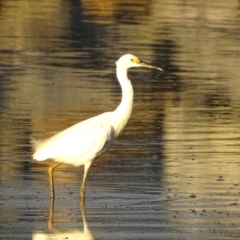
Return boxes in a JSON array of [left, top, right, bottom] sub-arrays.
[[116, 54, 163, 71]]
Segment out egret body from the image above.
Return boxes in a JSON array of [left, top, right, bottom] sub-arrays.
[[32, 54, 163, 199]]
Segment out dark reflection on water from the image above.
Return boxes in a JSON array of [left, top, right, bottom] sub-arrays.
[[0, 0, 240, 239]]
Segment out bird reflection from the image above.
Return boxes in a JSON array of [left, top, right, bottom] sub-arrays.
[[32, 199, 97, 240]]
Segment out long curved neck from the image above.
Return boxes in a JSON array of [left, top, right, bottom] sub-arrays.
[[113, 66, 134, 135]]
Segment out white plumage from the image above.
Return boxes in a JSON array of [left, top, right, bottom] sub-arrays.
[[32, 54, 163, 199], [34, 113, 114, 165]]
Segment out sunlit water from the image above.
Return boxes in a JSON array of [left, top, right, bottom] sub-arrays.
[[0, 0, 240, 239]]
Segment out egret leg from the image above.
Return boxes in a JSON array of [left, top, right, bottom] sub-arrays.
[[81, 162, 92, 199], [48, 163, 62, 198], [80, 198, 91, 235], [48, 197, 54, 230]]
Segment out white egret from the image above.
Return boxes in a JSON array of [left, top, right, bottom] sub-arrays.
[[32, 54, 163, 199]]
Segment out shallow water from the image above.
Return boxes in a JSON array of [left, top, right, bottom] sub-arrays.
[[0, 0, 240, 239]]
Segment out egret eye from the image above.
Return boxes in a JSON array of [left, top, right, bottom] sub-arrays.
[[131, 58, 139, 63]]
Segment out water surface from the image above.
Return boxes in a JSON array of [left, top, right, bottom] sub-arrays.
[[0, 0, 240, 239]]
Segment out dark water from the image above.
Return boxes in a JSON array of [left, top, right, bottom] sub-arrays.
[[0, 0, 240, 239]]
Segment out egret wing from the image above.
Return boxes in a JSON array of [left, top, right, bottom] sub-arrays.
[[33, 120, 115, 166]]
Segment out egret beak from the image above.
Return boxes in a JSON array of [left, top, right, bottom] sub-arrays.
[[139, 60, 164, 71]]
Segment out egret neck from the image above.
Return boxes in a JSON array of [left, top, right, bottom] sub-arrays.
[[113, 66, 134, 135]]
